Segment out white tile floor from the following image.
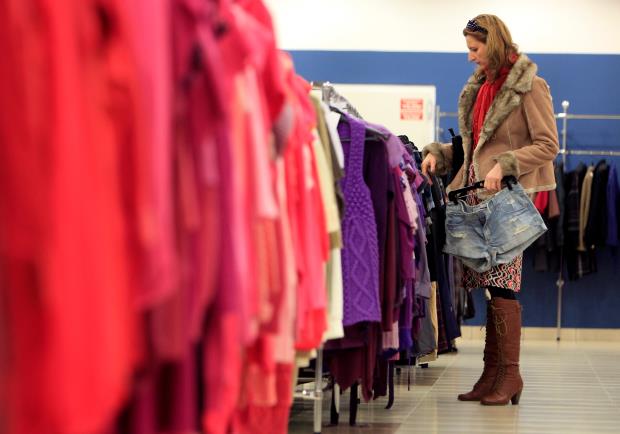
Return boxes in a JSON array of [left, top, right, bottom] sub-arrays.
[[289, 339, 620, 433]]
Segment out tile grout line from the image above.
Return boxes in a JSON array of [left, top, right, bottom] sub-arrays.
[[583, 348, 620, 410]]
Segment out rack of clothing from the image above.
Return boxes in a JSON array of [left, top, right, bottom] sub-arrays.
[[547, 157, 620, 340], [293, 353, 324, 434], [550, 100, 620, 340], [289, 80, 341, 434], [0, 2, 348, 434], [299, 82, 461, 431]]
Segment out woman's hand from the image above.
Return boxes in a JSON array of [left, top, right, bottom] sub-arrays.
[[421, 153, 437, 179], [484, 163, 503, 192]]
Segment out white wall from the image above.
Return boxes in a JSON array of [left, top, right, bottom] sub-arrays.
[[264, 0, 620, 54]]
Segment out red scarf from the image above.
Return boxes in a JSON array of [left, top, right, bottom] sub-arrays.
[[471, 66, 512, 149]]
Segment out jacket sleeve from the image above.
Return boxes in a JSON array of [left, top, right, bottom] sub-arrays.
[[494, 77, 559, 177], [422, 142, 454, 176]]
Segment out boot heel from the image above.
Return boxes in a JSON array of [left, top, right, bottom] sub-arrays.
[[511, 391, 522, 405]]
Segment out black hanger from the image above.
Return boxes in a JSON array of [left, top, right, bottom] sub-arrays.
[[328, 105, 346, 116], [365, 126, 390, 140], [331, 106, 390, 141], [447, 175, 518, 204], [449, 128, 464, 180]]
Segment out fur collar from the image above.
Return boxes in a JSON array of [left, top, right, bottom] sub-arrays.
[[457, 54, 537, 181]]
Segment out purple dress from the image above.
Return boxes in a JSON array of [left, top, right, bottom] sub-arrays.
[[338, 115, 381, 325]]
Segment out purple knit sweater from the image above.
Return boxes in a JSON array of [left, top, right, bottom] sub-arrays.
[[338, 114, 381, 325]]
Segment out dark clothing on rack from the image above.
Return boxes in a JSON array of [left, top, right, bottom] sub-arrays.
[[412, 297, 436, 358], [398, 280, 415, 351], [382, 189, 398, 331], [324, 322, 380, 402], [437, 254, 460, 350], [534, 163, 567, 273], [537, 160, 617, 278], [577, 166, 596, 278], [422, 175, 459, 352], [555, 162, 566, 248], [585, 160, 610, 248], [435, 286, 449, 354], [565, 164, 587, 280], [608, 164, 619, 247], [363, 137, 393, 331], [430, 175, 447, 249], [372, 358, 389, 399]]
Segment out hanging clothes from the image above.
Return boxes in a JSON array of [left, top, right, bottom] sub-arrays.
[[337, 115, 381, 326], [565, 163, 587, 280], [585, 160, 610, 248], [0, 2, 147, 433], [607, 164, 620, 248]]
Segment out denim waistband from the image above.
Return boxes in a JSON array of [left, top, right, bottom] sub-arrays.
[[446, 183, 526, 215]]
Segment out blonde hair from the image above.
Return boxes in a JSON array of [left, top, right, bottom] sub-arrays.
[[463, 14, 519, 80]]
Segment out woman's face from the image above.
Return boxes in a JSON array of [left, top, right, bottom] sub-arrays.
[[466, 35, 488, 70]]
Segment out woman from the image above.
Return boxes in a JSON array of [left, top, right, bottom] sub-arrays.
[[421, 14, 559, 406]]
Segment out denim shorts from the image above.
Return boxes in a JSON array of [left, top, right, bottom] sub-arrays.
[[443, 183, 547, 273]]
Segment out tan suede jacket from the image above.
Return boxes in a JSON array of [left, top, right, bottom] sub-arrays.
[[423, 54, 559, 198]]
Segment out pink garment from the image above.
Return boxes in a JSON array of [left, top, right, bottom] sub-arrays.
[[1, 2, 321, 434], [271, 162, 298, 364], [401, 171, 419, 232], [382, 321, 400, 351], [199, 1, 300, 433], [124, 0, 178, 312], [294, 140, 328, 351], [237, 21, 279, 220], [169, 1, 245, 433], [200, 39, 245, 434], [13, 1, 141, 432], [235, 363, 294, 434]]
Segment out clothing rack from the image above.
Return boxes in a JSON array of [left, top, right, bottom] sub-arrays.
[[293, 349, 324, 434], [289, 81, 335, 434], [436, 101, 620, 341], [554, 100, 620, 341], [308, 81, 363, 431], [308, 82, 419, 429], [295, 80, 363, 434], [434, 106, 457, 141]]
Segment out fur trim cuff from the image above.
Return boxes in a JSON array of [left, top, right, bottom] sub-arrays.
[[422, 142, 449, 176], [494, 152, 520, 178]]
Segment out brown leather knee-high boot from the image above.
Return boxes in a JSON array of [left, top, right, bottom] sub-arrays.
[[481, 298, 523, 406], [458, 302, 498, 401]]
